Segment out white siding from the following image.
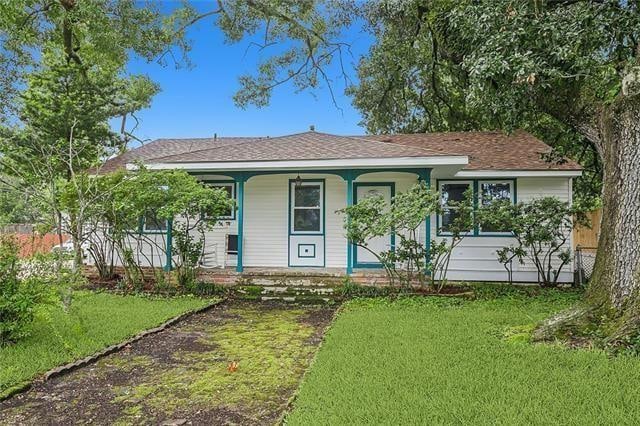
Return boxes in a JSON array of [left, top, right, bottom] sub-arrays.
[[89, 171, 576, 284], [85, 230, 167, 269], [325, 177, 348, 267], [431, 176, 574, 283], [226, 171, 424, 268], [243, 175, 288, 267]]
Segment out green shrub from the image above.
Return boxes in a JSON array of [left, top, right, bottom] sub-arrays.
[[0, 236, 49, 346], [477, 197, 586, 287], [152, 270, 178, 295], [335, 277, 394, 299], [184, 280, 227, 297]]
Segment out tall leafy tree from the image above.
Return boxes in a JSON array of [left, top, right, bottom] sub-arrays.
[[0, 1, 177, 265], [0, 0, 353, 267]]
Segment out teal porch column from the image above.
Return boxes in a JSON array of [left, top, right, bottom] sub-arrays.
[[419, 169, 432, 264], [164, 218, 173, 271], [236, 175, 245, 273], [345, 171, 354, 275]]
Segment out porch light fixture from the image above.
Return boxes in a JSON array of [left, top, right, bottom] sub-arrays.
[[295, 174, 302, 188]]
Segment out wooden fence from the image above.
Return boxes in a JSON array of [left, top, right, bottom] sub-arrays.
[[573, 209, 601, 250]]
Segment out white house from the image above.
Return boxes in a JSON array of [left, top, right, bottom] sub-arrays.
[[101, 129, 582, 283]]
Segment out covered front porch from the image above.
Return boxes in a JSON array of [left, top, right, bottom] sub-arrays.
[[185, 168, 435, 275]]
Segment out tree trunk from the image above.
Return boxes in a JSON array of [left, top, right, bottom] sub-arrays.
[[535, 94, 640, 345], [69, 210, 84, 269], [587, 96, 640, 338]]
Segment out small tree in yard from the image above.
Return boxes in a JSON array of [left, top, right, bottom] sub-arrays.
[[91, 168, 233, 290], [478, 197, 584, 287], [429, 188, 475, 292], [341, 182, 439, 288], [157, 173, 233, 289]]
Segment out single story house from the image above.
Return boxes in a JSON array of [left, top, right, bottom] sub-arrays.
[[100, 129, 582, 283]]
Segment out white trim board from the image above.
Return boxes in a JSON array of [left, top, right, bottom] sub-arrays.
[[131, 156, 469, 172], [455, 170, 582, 178]]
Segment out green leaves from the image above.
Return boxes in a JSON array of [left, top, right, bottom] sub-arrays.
[[87, 167, 234, 287], [93, 168, 234, 232], [340, 182, 439, 287], [478, 196, 580, 286], [0, 236, 52, 346]]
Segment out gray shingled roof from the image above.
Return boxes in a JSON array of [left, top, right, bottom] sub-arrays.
[[100, 137, 263, 173], [100, 130, 581, 173], [149, 132, 445, 163]]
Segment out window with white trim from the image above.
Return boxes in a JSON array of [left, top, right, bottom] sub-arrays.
[[438, 180, 473, 234], [291, 181, 323, 234], [478, 180, 514, 234], [205, 182, 235, 219]]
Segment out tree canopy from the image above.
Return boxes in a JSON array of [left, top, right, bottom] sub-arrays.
[[1, 0, 639, 346]]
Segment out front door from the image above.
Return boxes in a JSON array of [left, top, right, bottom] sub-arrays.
[[289, 180, 325, 267], [354, 183, 394, 267]]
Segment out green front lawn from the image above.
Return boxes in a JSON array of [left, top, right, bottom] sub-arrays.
[[288, 289, 640, 424], [0, 291, 214, 398]]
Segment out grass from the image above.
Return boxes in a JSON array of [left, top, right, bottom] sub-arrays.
[[287, 288, 640, 425], [0, 291, 214, 398], [110, 305, 320, 420]]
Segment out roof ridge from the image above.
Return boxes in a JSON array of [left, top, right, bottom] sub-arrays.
[[152, 136, 267, 141], [344, 134, 445, 156], [146, 131, 328, 162], [148, 136, 270, 162], [148, 131, 348, 163]]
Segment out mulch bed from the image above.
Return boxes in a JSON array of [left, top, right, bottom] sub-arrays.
[[0, 301, 337, 426]]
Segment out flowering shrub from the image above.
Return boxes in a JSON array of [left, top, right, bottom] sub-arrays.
[[17, 256, 72, 281], [0, 236, 50, 345]]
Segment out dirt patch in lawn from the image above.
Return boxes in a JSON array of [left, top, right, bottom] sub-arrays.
[[0, 301, 336, 425]]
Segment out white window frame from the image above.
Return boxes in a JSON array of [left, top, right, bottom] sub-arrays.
[[205, 181, 236, 220], [290, 181, 324, 235], [477, 179, 515, 236], [438, 180, 473, 236]]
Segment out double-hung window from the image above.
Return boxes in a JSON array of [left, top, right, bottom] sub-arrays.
[[438, 179, 516, 236], [478, 180, 515, 235], [290, 181, 323, 234], [438, 180, 473, 234], [205, 182, 236, 219]]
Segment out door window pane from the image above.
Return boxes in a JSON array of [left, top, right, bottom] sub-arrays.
[[291, 182, 323, 234], [294, 209, 321, 232], [295, 185, 320, 207]]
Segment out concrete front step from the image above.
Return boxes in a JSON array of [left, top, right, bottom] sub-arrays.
[[199, 270, 390, 288], [231, 283, 339, 303]]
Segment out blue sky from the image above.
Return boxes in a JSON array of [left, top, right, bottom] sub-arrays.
[[122, 4, 372, 143]]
